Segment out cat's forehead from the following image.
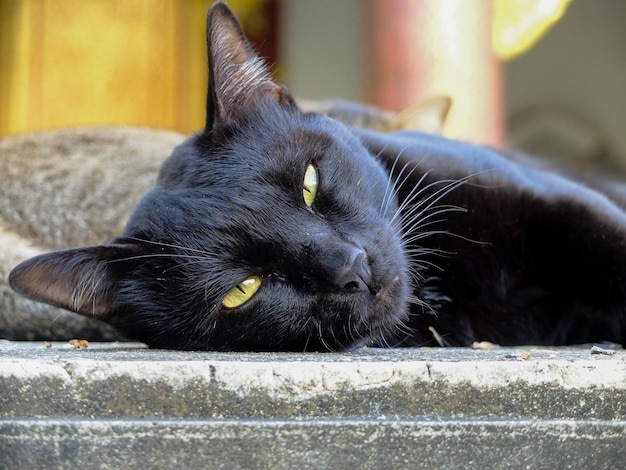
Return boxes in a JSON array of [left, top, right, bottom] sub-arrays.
[[196, 117, 362, 187], [225, 118, 350, 166], [140, 112, 390, 243]]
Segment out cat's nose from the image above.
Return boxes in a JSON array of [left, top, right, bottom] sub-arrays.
[[307, 234, 373, 292], [334, 248, 372, 292]]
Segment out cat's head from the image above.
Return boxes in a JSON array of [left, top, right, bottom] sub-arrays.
[[9, 2, 409, 351]]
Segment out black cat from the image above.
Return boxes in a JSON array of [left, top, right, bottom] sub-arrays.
[[9, 3, 626, 350]]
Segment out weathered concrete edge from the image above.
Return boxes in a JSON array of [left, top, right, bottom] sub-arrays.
[[2, 342, 625, 420], [5, 355, 626, 390], [2, 418, 625, 469]]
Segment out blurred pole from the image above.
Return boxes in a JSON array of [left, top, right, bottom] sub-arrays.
[[367, 0, 504, 146]]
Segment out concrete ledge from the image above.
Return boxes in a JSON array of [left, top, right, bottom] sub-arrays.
[[1, 341, 625, 468]]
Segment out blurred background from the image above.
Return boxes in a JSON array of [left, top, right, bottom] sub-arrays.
[[1, 0, 625, 170]]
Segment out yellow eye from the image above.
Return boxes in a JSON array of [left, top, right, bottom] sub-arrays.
[[222, 275, 262, 309], [303, 163, 318, 207]]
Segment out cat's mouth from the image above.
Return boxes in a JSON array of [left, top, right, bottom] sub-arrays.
[[302, 272, 407, 352], [373, 275, 402, 305], [351, 274, 409, 341]]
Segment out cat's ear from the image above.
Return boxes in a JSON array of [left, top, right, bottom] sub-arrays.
[[392, 95, 452, 134], [9, 243, 140, 318], [204, 2, 293, 131]]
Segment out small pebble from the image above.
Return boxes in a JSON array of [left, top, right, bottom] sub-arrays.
[[590, 345, 616, 356], [69, 339, 89, 349]]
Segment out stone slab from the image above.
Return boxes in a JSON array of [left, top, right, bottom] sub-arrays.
[[1, 341, 625, 468]]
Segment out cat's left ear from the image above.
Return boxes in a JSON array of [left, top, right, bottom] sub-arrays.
[[204, 2, 294, 131], [9, 243, 141, 318]]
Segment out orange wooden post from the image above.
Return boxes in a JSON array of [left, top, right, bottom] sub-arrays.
[[0, 0, 276, 138], [0, 0, 212, 137], [367, 0, 504, 146]]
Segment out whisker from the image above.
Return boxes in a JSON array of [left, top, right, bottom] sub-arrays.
[[318, 321, 334, 352], [386, 164, 431, 225], [391, 170, 493, 237], [107, 253, 208, 263], [302, 331, 313, 352], [391, 168, 438, 218], [393, 177, 468, 231], [405, 292, 437, 316], [124, 236, 216, 257], [399, 209, 466, 240], [379, 151, 402, 218]]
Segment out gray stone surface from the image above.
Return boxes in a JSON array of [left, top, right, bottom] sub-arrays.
[[1, 341, 625, 468]]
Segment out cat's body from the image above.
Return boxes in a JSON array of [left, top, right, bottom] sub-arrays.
[[359, 129, 626, 346], [6, 3, 626, 350]]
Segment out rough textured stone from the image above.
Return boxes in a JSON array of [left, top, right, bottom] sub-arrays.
[[1, 341, 625, 468]]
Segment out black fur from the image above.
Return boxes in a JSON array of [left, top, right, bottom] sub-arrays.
[[9, 3, 626, 350], [359, 130, 626, 347]]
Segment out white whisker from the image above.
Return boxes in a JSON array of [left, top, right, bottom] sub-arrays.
[[124, 236, 216, 257]]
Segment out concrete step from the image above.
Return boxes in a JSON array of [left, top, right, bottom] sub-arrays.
[[1, 341, 625, 468]]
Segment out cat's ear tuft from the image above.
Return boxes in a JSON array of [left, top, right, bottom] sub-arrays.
[[9, 244, 141, 318], [205, 2, 292, 131]]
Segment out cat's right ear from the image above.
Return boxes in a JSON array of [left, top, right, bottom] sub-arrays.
[[204, 2, 293, 133], [392, 95, 452, 134], [9, 243, 141, 318]]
